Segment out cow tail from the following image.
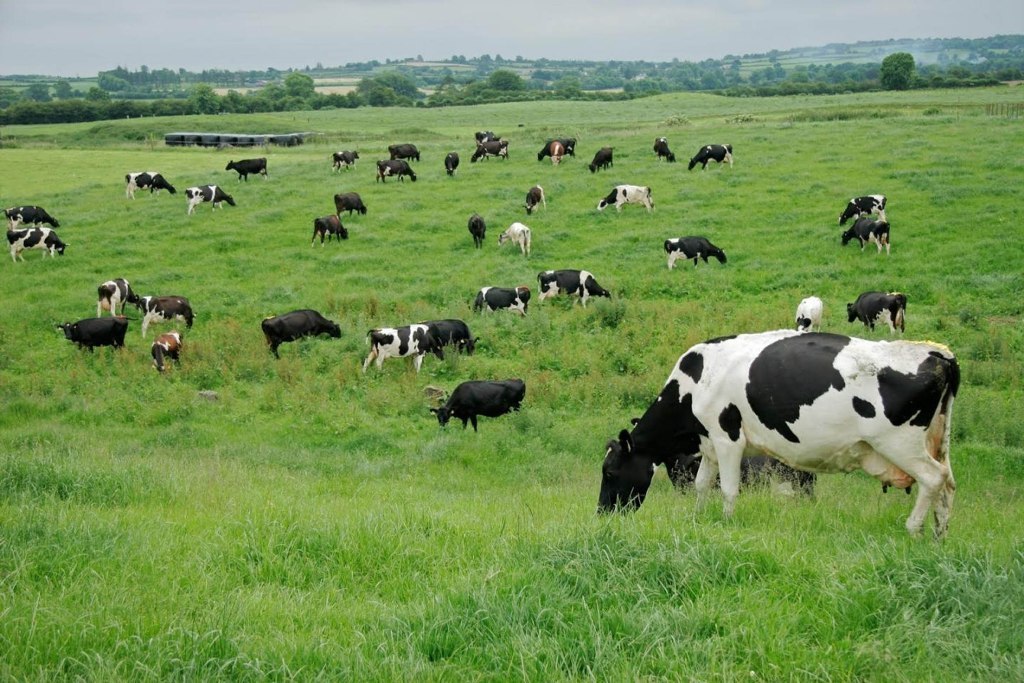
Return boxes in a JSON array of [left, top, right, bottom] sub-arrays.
[[928, 353, 960, 465]]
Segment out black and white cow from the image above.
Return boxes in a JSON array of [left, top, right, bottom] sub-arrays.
[[185, 186, 236, 214], [151, 331, 183, 372], [225, 157, 268, 181], [498, 222, 531, 256], [598, 330, 960, 539], [839, 194, 887, 226], [688, 144, 733, 170], [664, 236, 727, 269], [312, 215, 348, 245], [376, 159, 417, 183], [795, 296, 824, 332], [842, 217, 891, 254], [125, 172, 177, 199], [261, 309, 341, 358], [363, 324, 442, 372], [475, 131, 499, 143], [653, 137, 676, 162], [97, 278, 138, 316], [58, 316, 128, 351], [525, 185, 546, 215], [134, 295, 194, 337], [468, 213, 486, 249], [537, 138, 575, 161], [537, 269, 610, 307], [473, 286, 531, 315], [331, 150, 359, 171], [5, 205, 59, 228], [388, 143, 420, 162], [471, 140, 509, 162], [8, 227, 66, 261], [430, 379, 526, 432], [597, 185, 654, 212], [848, 291, 907, 334], [445, 152, 460, 176], [588, 147, 614, 173], [333, 192, 367, 216], [423, 319, 477, 355]]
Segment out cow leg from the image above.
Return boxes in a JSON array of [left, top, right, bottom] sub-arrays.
[[713, 439, 744, 517], [413, 354, 424, 373], [470, 415, 479, 432], [667, 252, 676, 270], [694, 454, 719, 511], [362, 349, 376, 372]]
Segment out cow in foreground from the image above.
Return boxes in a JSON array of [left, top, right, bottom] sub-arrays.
[[445, 152, 460, 176], [537, 269, 610, 307], [499, 222, 531, 256], [664, 236, 727, 269], [431, 379, 526, 432], [588, 147, 613, 173], [332, 150, 359, 171], [423, 319, 477, 355], [225, 157, 268, 181], [525, 185, 546, 215], [58, 316, 128, 351], [8, 227, 66, 261], [134, 295, 194, 337], [376, 159, 417, 183], [468, 213, 486, 248], [471, 140, 509, 162], [688, 144, 733, 170], [5, 206, 59, 229], [261, 309, 341, 358], [795, 296, 824, 332], [598, 330, 959, 539], [597, 185, 653, 212], [151, 331, 183, 372], [364, 324, 441, 373], [333, 192, 367, 216], [97, 278, 139, 316], [312, 215, 348, 245], [474, 286, 530, 315], [125, 172, 177, 199], [653, 137, 676, 162], [186, 186, 235, 214], [388, 144, 420, 162], [839, 194, 887, 225], [842, 217, 891, 254], [848, 291, 907, 334]]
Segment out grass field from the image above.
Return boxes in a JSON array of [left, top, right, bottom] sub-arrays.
[[1, 87, 1023, 680]]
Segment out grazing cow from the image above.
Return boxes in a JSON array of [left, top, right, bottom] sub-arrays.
[[537, 269, 610, 307], [423, 319, 477, 355], [525, 185, 546, 215], [97, 278, 138, 316], [653, 137, 676, 162], [134, 295, 194, 337], [848, 291, 907, 334], [664, 236, 727, 269], [445, 152, 460, 176], [8, 227, 66, 261], [475, 131, 499, 143], [537, 138, 575, 162], [331, 150, 359, 171], [588, 147, 614, 173], [795, 296, 824, 332], [225, 157, 268, 181], [261, 309, 341, 358], [333, 192, 367, 216], [58, 316, 129, 351], [471, 140, 509, 162], [842, 217, 891, 254], [474, 286, 530, 316], [376, 159, 417, 183], [125, 172, 177, 199], [839, 194, 887, 225], [363, 324, 441, 373], [185, 185, 235, 214], [688, 144, 733, 170], [388, 143, 420, 162], [151, 331, 183, 372], [468, 213, 486, 249], [598, 330, 959, 539], [548, 140, 566, 165], [5, 205, 59, 228], [498, 222, 531, 256], [431, 379, 526, 432], [312, 215, 348, 245], [597, 185, 654, 212]]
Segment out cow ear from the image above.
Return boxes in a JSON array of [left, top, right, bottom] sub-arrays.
[[429, 408, 439, 415], [618, 429, 634, 454]]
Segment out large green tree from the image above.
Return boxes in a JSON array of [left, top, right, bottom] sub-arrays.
[[880, 52, 916, 90]]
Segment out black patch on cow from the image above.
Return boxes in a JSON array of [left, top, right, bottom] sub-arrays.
[[703, 335, 737, 345], [719, 403, 742, 442], [746, 333, 851, 443], [630, 380, 709, 465], [852, 396, 876, 418], [877, 353, 952, 428], [397, 327, 412, 356], [678, 351, 704, 384]]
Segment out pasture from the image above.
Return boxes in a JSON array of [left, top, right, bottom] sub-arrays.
[[2, 88, 1023, 680]]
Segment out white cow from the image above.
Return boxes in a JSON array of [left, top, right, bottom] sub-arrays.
[[498, 222, 532, 256], [795, 296, 824, 332], [597, 185, 653, 212], [363, 324, 441, 373]]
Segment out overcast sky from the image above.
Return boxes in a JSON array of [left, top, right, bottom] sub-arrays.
[[1, 1, 1021, 77]]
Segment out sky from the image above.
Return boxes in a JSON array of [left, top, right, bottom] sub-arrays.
[[0, 0, 1021, 77]]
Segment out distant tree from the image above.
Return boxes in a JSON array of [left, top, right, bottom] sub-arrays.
[[98, 73, 130, 92], [487, 69, 525, 91], [554, 76, 581, 97], [0, 87, 21, 108], [880, 52, 916, 90], [53, 80, 74, 99], [284, 72, 316, 99], [188, 83, 220, 114], [85, 87, 110, 102], [23, 83, 52, 102]]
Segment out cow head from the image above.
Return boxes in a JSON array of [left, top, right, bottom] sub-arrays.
[[846, 303, 858, 323], [326, 321, 342, 338], [57, 322, 75, 339], [598, 429, 655, 513], [838, 206, 858, 226], [430, 406, 453, 427], [840, 228, 856, 245], [460, 337, 478, 355]]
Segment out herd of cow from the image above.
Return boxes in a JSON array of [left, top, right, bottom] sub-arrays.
[[6, 128, 955, 539]]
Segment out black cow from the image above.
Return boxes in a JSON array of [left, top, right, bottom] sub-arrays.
[[5, 205, 59, 228], [125, 172, 177, 199], [525, 186, 546, 215], [537, 269, 610, 307], [468, 213, 486, 249], [688, 144, 733, 170], [151, 331, 183, 372], [588, 147, 614, 173], [261, 309, 341, 358], [8, 227, 66, 261], [97, 278, 138, 316], [842, 217, 891, 255], [475, 131, 499, 143], [331, 150, 359, 171], [537, 137, 576, 161], [58, 316, 128, 351], [653, 137, 676, 162], [847, 291, 907, 334], [471, 140, 509, 162], [185, 186, 235, 214], [664, 236, 727, 269], [473, 286, 530, 315], [312, 215, 348, 245], [445, 152, 460, 176], [134, 295, 194, 337], [839, 194, 887, 226], [430, 379, 526, 432], [388, 144, 420, 162], [225, 157, 268, 181], [423, 319, 477, 355], [333, 192, 367, 216], [376, 159, 417, 183]]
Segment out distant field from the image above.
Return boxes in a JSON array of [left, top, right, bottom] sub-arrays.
[[1, 87, 1022, 680]]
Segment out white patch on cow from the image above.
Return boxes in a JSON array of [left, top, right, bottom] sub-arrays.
[[795, 296, 824, 332]]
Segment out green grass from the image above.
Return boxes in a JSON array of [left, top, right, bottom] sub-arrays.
[[1, 87, 1023, 680]]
